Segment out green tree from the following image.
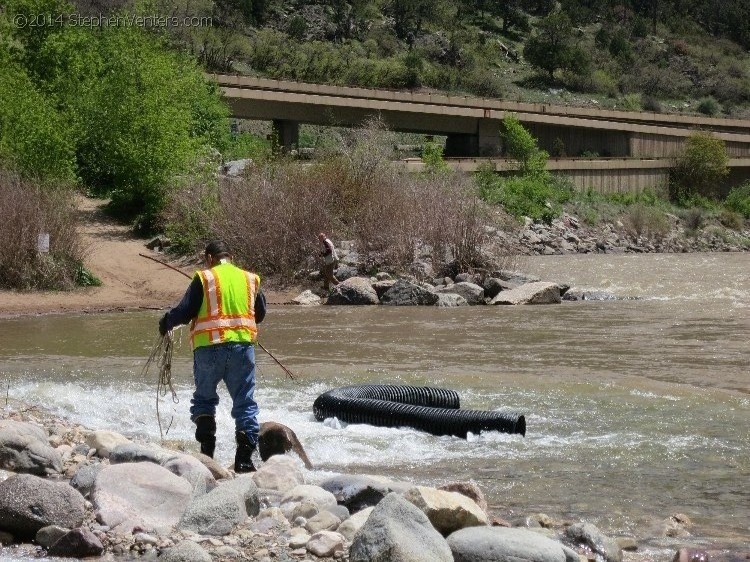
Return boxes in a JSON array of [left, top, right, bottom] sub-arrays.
[[387, 0, 453, 40], [670, 133, 729, 201], [477, 117, 570, 223], [501, 116, 549, 178], [76, 27, 228, 230], [0, 62, 76, 180], [3, 0, 73, 72], [524, 11, 590, 80]]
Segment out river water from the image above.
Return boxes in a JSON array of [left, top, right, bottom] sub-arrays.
[[0, 252, 748, 556]]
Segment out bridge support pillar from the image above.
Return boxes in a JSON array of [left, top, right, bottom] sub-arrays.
[[271, 119, 299, 153], [477, 118, 501, 156], [444, 134, 478, 157], [444, 119, 501, 157]]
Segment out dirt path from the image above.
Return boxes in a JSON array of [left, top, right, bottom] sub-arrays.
[[0, 197, 188, 316], [0, 197, 296, 317]]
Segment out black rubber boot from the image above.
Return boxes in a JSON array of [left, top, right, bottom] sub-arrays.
[[194, 415, 216, 458], [234, 430, 256, 473]]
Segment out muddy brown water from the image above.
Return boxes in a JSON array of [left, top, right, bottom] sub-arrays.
[[0, 252, 748, 556]]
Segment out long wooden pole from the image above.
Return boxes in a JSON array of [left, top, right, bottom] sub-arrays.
[[139, 253, 297, 380]]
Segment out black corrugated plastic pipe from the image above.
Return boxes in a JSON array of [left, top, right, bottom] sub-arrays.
[[313, 384, 525, 438]]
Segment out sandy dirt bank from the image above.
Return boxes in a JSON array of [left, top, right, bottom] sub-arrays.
[[0, 197, 295, 318]]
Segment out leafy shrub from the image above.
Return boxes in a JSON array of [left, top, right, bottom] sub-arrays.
[[670, 133, 729, 201], [718, 209, 745, 230], [461, 67, 505, 98], [594, 27, 611, 49], [724, 182, 750, 218], [642, 96, 663, 112], [621, 93, 642, 111], [524, 12, 590, 79], [167, 121, 492, 278], [224, 133, 272, 162], [620, 65, 693, 99], [501, 116, 549, 177], [421, 140, 450, 174], [609, 32, 632, 60], [69, 27, 229, 231], [621, 204, 671, 239], [697, 97, 720, 116], [0, 63, 75, 181], [480, 174, 569, 224], [478, 117, 571, 223], [631, 17, 650, 38], [0, 170, 84, 289], [681, 207, 705, 231], [587, 69, 619, 97], [607, 188, 665, 207], [288, 15, 307, 40], [551, 138, 566, 157], [671, 39, 690, 56]]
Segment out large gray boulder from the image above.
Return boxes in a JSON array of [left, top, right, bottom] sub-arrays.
[[326, 277, 380, 305], [565, 522, 622, 562], [372, 280, 396, 299], [47, 527, 104, 558], [252, 455, 304, 493], [436, 293, 469, 307], [491, 270, 541, 285], [70, 463, 105, 498], [0, 420, 62, 475], [85, 430, 132, 459], [337, 506, 374, 541], [109, 442, 175, 465], [163, 454, 217, 496], [435, 282, 485, 305], [280, 484, 337, 520], [320, 474, 412, 512], [483, 277, 517, 300], [179, 474, 259, 535], [349, 492, 453, 562], [381, 279, 439, 306], [35, 525, 69, 548], [160, 540, 212, 562], [0, 474, 86, 537], [221, 159, 252, 177], [489, 282, 561, 305], [447, 526, 579, 562], [291, 290, 322, 306], [91, 462, 193, 534], [404, 486, 488, 536]]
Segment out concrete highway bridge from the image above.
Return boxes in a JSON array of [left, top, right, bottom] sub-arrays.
[[212, 73, 750, 192]]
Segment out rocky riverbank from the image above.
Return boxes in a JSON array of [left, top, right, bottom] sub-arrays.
[[283, 209, 749, 307], [0, 402, 745, 562]]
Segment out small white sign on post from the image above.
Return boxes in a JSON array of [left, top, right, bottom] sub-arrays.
[[37, 233, 50, 253]]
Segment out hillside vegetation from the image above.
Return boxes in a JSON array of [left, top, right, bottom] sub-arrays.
[[140, 0, 750, 116]]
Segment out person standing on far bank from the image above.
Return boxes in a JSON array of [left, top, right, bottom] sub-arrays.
[[159, 241, 266, 473], [318, 232, 340, 291]]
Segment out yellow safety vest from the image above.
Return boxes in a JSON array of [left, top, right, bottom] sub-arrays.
[[190, 262, 260, 350]]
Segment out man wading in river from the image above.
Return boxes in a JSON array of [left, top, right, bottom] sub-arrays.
[[159, 241, 266, 472]]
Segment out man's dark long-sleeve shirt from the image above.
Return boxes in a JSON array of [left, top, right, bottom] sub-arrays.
[[163, 275, 266, 332]]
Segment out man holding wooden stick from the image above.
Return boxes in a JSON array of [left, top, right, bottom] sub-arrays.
[[159, 241, 266, 473]]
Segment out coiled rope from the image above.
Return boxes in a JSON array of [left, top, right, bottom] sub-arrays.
[[142, 331, 178, 439]]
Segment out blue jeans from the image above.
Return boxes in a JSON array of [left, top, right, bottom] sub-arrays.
[[191, 343, 259, 444]]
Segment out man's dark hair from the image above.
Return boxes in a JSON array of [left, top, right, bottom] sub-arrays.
[[204, 240, 231, 259]]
